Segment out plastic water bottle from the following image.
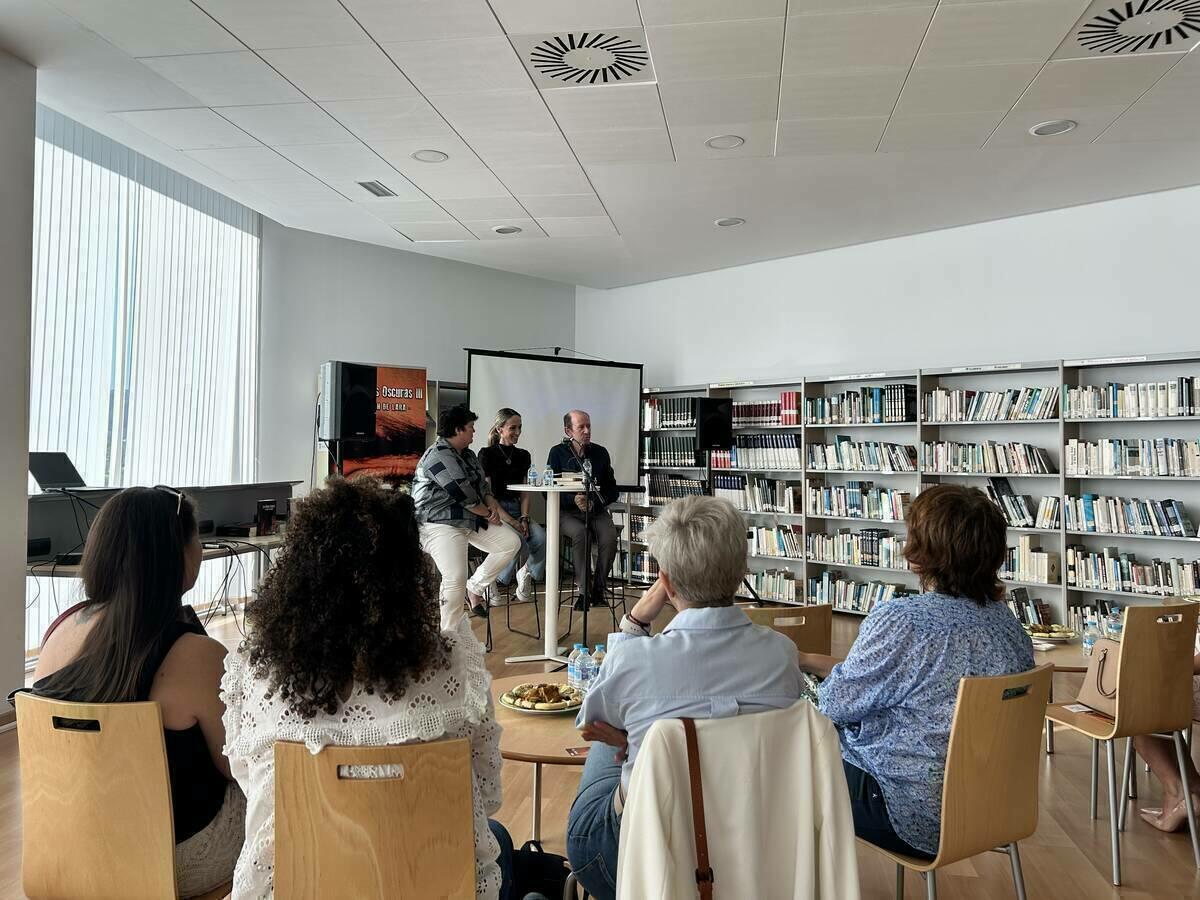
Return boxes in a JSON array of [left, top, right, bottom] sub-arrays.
[[577, 647, 595, 696], [527, 466, 540, 487], [567, 643, 584, 690], [1106, 607, 1123, 641], [592, 644, 606, 669], [542, 465, 555, 487], [1082, 617, 1101, 657]]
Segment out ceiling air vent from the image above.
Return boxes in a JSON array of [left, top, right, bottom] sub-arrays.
[[358, 180, 397, 198], [510, 29, 656, 89], [1075, 0, 1200, 54]]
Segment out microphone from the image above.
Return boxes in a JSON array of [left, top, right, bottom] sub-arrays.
[[582, 458, 594, 478]]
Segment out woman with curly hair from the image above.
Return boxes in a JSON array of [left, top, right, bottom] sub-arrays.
[[221, 477, 515, 899]]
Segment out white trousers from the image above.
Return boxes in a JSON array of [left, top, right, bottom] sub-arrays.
[[420, 521, 521, 630]]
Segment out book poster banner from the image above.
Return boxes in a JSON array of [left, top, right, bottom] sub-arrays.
[[340, 365, 428, 480]]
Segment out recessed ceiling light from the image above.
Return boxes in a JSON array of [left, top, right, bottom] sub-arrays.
[[1028, 119, 1077, 137], [705, 134, 745, 150], [411, 149, 449, 163], [492, 225, 523, 235], [714, 217, 745, 228]]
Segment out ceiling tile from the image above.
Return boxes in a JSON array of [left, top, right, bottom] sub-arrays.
[[1014, 55, 1182, 111], [465, 217, 547, 239], [783, 8, 935, 74], [275, 142, 396, 177], [789, 0, 936, 10], [141, 52, 306, 107], [670, 121, 778, 159], [261, 45, 418, 101], [431, 90, 557, 135], [115, 107, 258, 150], [640, 0, 785, 26], [215, 103, 350, 146], [985, 104, 1127, 148], [775, 117, 887, 155], [878, 111, 1005, 152], [38, 56, 205, 112], [490, 164, 594, 194], [648, 18, 785, 81], [397, 221, 477, 241], [490, 0, 643, 34], [441, 197, 530, 218], [383, 37, 532, 95], [355, 198, 454, 223], [569, 127, 675, 163], [340, 0, 502, 42], [321, 97, 453, 141], [510, 29, 656, 90], [659, 76, 780, 125], [1051, 0, 1200, 61], [779, 71, 905, 119], [403, 167, 513, 199], [1096, 105, 1200, 143], [320, 175, 427, 202], [239, 177, 349, 203], [1134, 57, 1200, 109], [50, 0, 241, 57], [916, 0, 1090, 68], [543, 83, 665, 132], [193, 0, 365, 49], [893, 63, 1040, 117], [516, 193, 605, 216], [185, 146, 309, 180], [371, 133, 485, 172], [537, 216, 618, 237], [468, 131, 579, 167]]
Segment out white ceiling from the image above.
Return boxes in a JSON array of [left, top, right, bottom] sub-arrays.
[[3, 0, 1200, 287]]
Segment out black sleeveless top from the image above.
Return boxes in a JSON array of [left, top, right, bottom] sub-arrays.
[[33, 616, 228, 843]]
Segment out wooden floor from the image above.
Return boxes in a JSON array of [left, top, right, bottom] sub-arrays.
[[4, 599, 1200, 898]]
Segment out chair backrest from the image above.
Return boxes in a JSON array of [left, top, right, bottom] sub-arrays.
[[1112, 602, 1200, 737], [15, 693, 178, 900], [274, 738, 476, 900], [742, 604, 833, 655], [935, 664, 1053, 865]]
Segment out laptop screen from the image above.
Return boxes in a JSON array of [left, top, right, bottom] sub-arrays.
[[28, 452, 86, 490]]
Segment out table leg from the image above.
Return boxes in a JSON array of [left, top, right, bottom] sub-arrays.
[[1046, 677, 1055, 755], [506, 492, 567, 666], [532, 762, 543, 842]]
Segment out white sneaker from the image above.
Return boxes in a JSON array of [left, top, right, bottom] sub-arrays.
[[516, 565, 535, 603], [486, 584, 504, 608]]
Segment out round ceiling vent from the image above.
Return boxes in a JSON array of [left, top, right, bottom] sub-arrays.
[[529, 33, 650, 85], [1076, 0, 1200, 54]]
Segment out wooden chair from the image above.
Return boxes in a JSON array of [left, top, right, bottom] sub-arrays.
[[1045, 603, 1200, 886], [861, 664, 1053, 900], [274, 738, 476, 900], [15, 692, 232, 900], [742, 603, 833, 655]]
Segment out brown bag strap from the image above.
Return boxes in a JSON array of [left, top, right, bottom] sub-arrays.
[[681, 718, 714, 900], [1095, 647, 1116, 699]]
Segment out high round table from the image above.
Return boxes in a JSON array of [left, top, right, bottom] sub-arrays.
[[1034, 642, 1088, 753], [492, 672, 586, 841]]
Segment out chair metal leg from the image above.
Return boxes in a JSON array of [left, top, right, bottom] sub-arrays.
[[1106, 739, 1122, 886], [924, 870, 937, 900], [1090, 738, 1099, 819], [895, 863, 904, 900], [1045, 679, 1055, 754], [1128, 734, 1138, 800], [563, 871, 577, 900], [1008, 843, 1027, 900], [1120, 736, 1134, 831], [1174, 730, 1200, 870]]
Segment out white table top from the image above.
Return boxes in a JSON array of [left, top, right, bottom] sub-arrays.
[[507, 483, 584, 493]]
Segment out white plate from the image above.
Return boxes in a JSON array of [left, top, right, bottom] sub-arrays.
[[499, 696, 582, 716], [1025, 631, 1075, 642]]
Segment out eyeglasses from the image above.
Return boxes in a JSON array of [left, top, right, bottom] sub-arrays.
[[153, 484, 184, 515]]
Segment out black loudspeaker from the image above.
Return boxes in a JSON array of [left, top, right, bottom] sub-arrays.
[[27, 537, 51, 559], [696, 397, 733, 451], [319, 361, 377, 441]]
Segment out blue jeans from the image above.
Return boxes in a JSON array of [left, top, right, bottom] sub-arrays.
[[489, 818, 514, 900], [498, 499, 547, 586], [566, 743, 623, 900], [842, 762, 935, 860]]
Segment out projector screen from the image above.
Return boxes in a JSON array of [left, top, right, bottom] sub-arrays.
[[467, 350, 642, 485]]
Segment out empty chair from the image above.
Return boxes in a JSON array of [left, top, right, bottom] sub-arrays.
[[743, 603, 833, 655]]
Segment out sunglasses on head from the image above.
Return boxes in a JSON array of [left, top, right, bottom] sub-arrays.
[[153, 484, 184, 515]]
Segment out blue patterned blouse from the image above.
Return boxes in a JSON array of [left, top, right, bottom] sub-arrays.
[[817, 591, 1034, 855]]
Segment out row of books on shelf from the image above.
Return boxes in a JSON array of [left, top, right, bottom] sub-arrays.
[[1065, 438, 1200, 478], [643, 473, 707, 505], [1064, 377, 1200, 419], [1006, 588, 1054, 627], [805, 383, 918, 425], [1066, 545, 1200, 596], [984, 479, 1060, 529], [999, 535, 1061, 585], [733, 393, 800, 427], [806, 440, 918, 473], [642, 435, 700, 467], [642, 396, 695, 430], [741, 569, 800, 603], [807, 574, 912, 614], [712, 474, 802, 514], [922, 386, 1060, 423], [631, 551, 659, 583], [1063, 494, 1197, 538], [807, 482, 912, 522], [748, 525, 804, 559], [920, 441, 1055, 476], [629, 514, 653, 544], [710, 435, 803, 470], [806, 529, 907, 570], [1066, 600, 1123, 635]]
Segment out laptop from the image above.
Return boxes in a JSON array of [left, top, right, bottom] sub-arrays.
[[29, 452, 86, 491]]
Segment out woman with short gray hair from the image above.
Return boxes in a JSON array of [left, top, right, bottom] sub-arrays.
[[644, 494, 748, 607]]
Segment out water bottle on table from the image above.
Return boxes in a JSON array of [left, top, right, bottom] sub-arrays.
[[1105, 606, 1123, 641], [527, 466, 539, 487], [567, 643, 583, 690], [592, 644, 606, 669], [1082, 617, 1101, 657], [577, 646, 595, 696], [542, 465, 555, 487]]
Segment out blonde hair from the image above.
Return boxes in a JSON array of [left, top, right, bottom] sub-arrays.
[[645, 495, 746, 607], [488, 408, 521, 447]]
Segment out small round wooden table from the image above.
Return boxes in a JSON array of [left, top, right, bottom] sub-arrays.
[[492, 672, 586, 841], [1034, 643, 1088, 754]]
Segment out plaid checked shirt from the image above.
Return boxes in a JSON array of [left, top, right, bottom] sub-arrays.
[[413, 437, 493, 529]]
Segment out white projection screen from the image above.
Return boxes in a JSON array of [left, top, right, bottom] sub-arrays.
[[467, 350, 643, 485]]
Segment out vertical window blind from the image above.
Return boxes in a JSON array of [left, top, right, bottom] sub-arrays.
[[26, 106, 262, 658]]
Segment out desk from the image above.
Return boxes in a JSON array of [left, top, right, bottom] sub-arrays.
[[26, 533, 285, 579], [1035, 643, 1088, 754], [492, 672, 585, 841]]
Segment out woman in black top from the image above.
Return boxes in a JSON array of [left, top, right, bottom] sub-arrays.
[[477, 408, 547, 603], [32, 486, 244, 897]]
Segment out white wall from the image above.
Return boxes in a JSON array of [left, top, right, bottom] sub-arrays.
[[0, 51, 35, 706], [258, 221, 576, 487], [576, 187, 1200, 385]]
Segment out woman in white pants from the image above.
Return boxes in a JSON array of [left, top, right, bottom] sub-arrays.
[[412, 404, 520, 631]]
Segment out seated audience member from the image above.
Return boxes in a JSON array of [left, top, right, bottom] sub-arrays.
[[413, 404, 520, 629], [221, 478, 515, 899], [32, 486, 243, 899], [1134, 633, 1200, 831], [567, 495, 809, 900], [799, 484, 1034, 859], [477, 407, 547, 604]]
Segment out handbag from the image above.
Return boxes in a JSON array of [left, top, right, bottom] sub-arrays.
[[511, 839, 570, 899], [1077, 638, 1120, 718], [681, 718, 714, 900]]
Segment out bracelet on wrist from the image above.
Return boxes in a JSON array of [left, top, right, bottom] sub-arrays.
[[627, 612, 651, 630]]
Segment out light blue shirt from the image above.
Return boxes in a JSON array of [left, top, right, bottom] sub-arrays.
[[818, 592, 1034, 855], [577, 605, 807, 792]]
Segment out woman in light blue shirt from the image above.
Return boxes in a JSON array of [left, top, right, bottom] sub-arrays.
[[799, 484, 1034, 858]]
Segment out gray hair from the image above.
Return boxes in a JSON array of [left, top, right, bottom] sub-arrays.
[[645, 495, 746, 607]]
